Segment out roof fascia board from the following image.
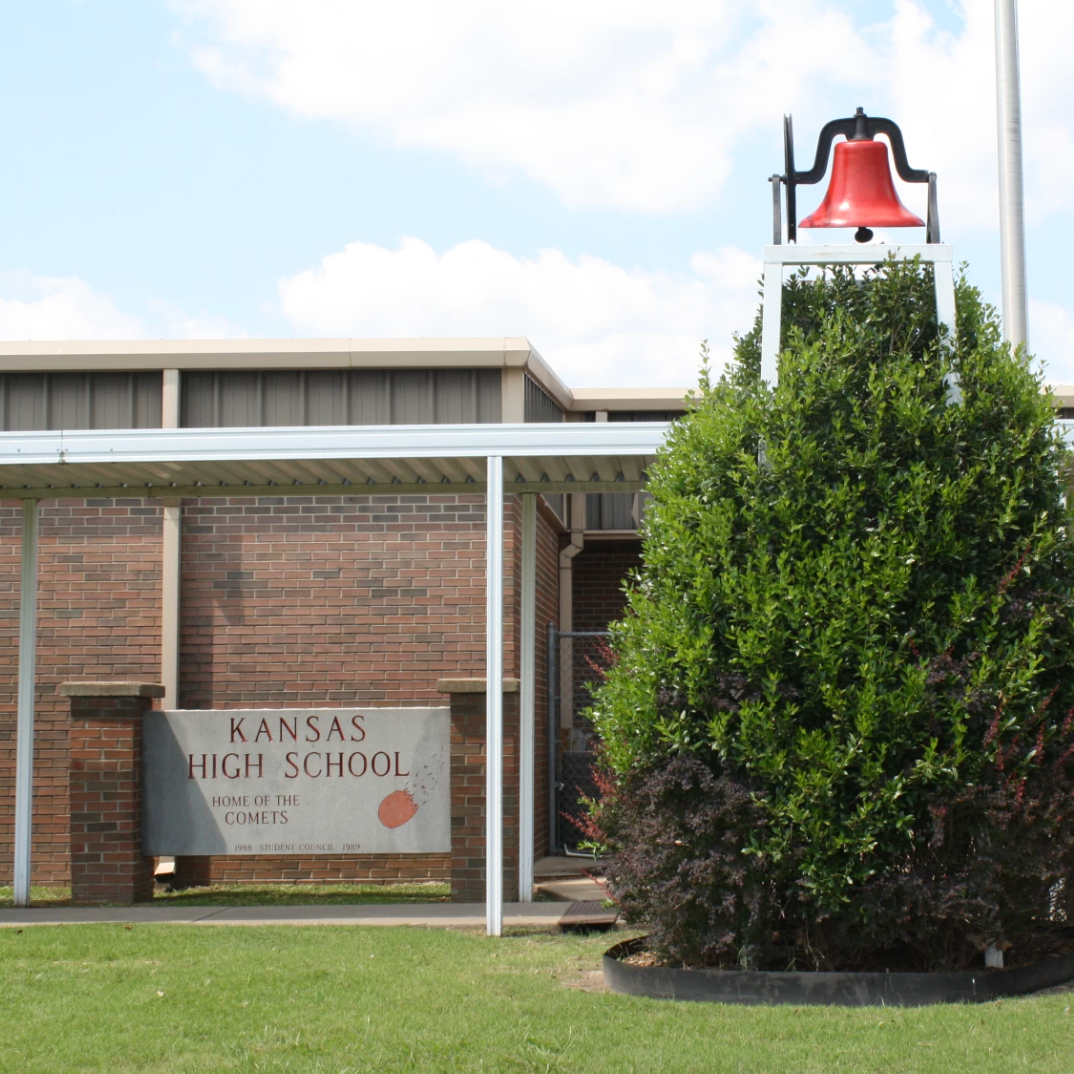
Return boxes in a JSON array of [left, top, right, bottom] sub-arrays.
[[510, 341, 573, 412], [0, 337, 533, 371], [568, 387, 697, 411]]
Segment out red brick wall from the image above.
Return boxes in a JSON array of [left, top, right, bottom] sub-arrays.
[[169, 492, 488, 886], [176, 492, 495, 885], [503, 497, 521, 682], [0, 499, 162, 886], [68, 693, 156, 904], [571, 542, 641, 632], [448, 689, 520, 902], [174, 854, 449, 885], [1, 491, 561, 888], [179, 494, 490, 707]]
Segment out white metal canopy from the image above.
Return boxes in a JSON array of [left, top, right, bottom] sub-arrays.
[[1, 421, 670, 933], [0, 422, 664, 498]]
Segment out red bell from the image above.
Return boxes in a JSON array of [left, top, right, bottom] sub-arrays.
[[799, 138, 924, 233]]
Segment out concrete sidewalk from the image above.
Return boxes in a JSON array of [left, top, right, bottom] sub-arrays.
[[0, 902, 585, 929]]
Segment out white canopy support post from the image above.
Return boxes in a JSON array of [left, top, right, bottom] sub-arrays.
[[760, 256, 783, 387], [13, 498, 40, 907], [518, 493, 536, 902], [485, 455, 504, 936], [933, 259, 962, 405]]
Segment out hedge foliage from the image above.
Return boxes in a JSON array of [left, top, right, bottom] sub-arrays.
[[589, 259, 1074, 970]]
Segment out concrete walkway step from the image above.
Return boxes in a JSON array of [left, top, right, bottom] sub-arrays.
[[535, 877, 608, 902], [533, 855, 607, 880], [559, 900, 618, 930]]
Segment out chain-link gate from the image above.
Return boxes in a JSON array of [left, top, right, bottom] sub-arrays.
[[547, 627, 613, 853]]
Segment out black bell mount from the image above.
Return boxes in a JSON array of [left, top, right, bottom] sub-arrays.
[[770, 107, 939, 245]]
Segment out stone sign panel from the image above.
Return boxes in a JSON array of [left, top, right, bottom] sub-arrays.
[[143, 707, 449, 856]]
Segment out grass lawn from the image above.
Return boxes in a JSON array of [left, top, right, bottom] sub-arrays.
[[0, 882, 451, 908], [1, 924, 1072, 1073]]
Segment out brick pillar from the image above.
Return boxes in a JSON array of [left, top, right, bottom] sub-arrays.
[[438, 678, 521, 903], [61, 681, 164, 905], [171, 856, 213, 888]]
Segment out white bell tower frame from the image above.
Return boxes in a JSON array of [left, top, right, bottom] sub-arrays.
[[760, 243, 961, 406]]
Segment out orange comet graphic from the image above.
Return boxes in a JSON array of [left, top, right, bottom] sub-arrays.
[[378, 789, 419, 829]]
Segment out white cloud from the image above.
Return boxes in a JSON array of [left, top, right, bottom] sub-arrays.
[[860, 0, 998, 235], [175, 1, 1074, 224], [147, 300, 250, 340], [277, 237, 761, 386], [278, 235, 1074, 391], [5, 253, 1070, 398], [0, 274, 249, 343], [174, 0, 879, 212], [869, 0, 1074, 236], [0, 273, 143, 340]]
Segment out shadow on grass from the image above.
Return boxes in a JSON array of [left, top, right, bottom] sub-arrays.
[[1, 882, 451, 908], [0, 886, 72, 908]]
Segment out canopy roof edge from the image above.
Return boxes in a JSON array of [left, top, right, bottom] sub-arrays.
[[0, 422, 669, 499]]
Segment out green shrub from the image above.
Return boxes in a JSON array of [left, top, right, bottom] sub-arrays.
[[590, 259, 1074, 970]]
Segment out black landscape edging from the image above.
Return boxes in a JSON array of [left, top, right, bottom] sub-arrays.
[[603, 937, 1074, 1006]]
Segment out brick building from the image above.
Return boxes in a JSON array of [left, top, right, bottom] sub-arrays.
[[0, 339, 686, 904]]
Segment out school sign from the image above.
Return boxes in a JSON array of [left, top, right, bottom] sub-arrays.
[[143, 708, 450, 856]]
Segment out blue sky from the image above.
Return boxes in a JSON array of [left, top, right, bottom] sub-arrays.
[[0, 1, 1070, 388]]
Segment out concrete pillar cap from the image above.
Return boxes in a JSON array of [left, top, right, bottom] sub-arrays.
[[59, 681, 166, 698]]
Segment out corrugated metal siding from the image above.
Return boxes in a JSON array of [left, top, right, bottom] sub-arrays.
[[524, 375, 564, 423], [607, 410, 684, 422], [0, 372, 162, 431], [580, 415, 673, 530], [587, 492, 639, 531], [523, 364, 566, 521], [181, 369, 502, 427], [543, 493, 565, 524]]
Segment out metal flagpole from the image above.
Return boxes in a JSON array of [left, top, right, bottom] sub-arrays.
[[995, 0, 1029, 350]]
